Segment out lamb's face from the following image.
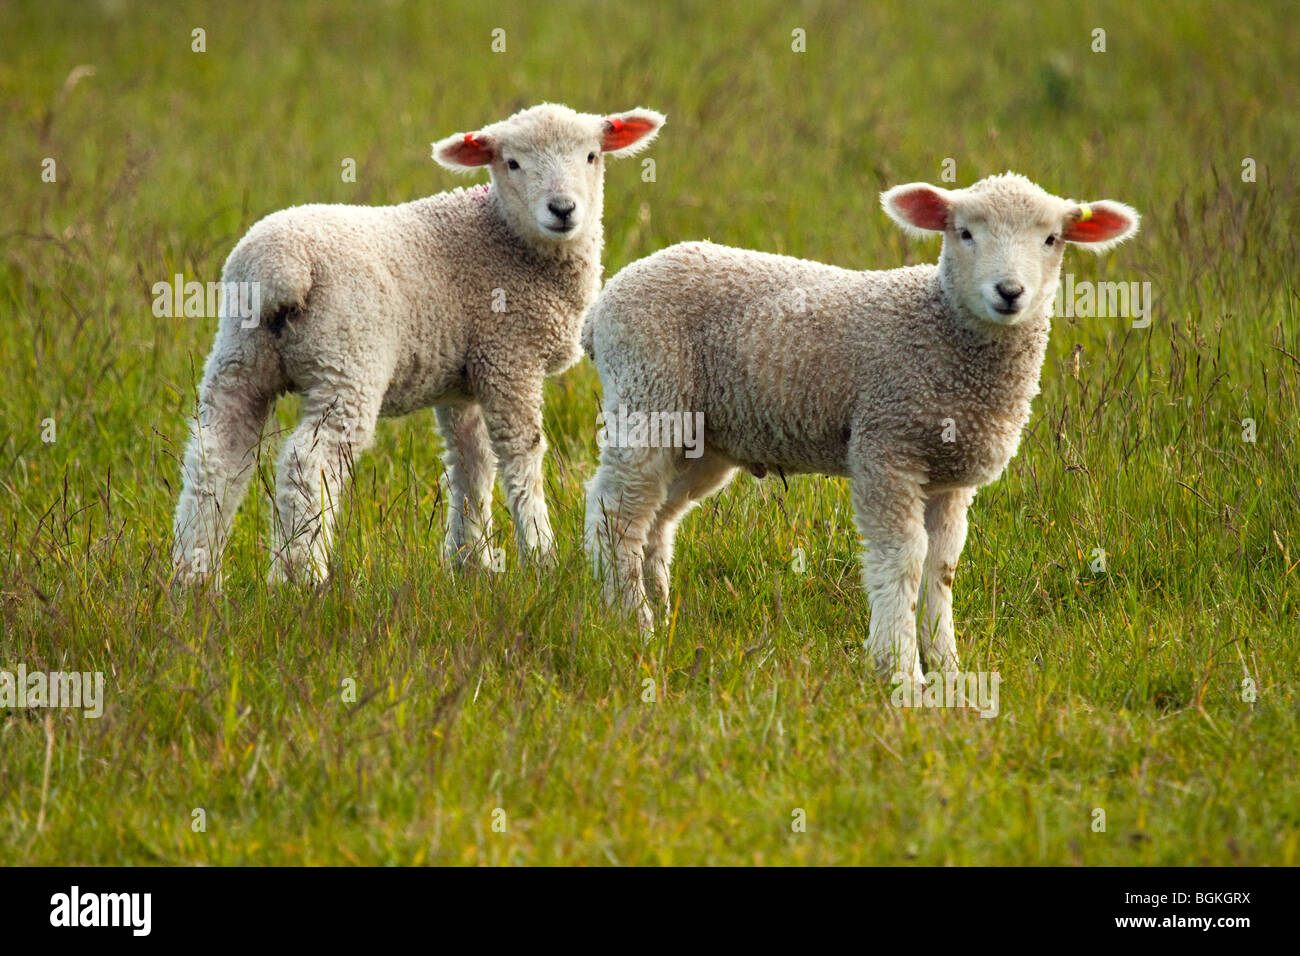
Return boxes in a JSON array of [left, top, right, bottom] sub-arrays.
[[943, 185, 1073, 325], [490, 116, 607, 242], [433, 104, 665, 247], [881, 173, 1140, 327]]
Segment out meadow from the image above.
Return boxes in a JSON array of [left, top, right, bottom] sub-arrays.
[[0, 0, 1297, 864]]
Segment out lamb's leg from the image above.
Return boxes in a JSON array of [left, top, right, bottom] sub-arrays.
[[435, 403, 498, 569], [479, 377, 557, 565], [585, 446, 671, 633], [270, 387, 382, 584], [851, 467, 928, 685], [920, 486, 976, 675], [642, 452, 737, 622], [172, 342, 278, 588]]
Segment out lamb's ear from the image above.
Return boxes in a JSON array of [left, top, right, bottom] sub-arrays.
[[601, 109, 665, 157], [432, 131, 495, 171], [1062, 200, 1140, 252], [881, 183, 953, 236]]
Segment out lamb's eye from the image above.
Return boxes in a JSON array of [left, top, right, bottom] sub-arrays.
[[960, 228, 973, 241], [587, 152, 597, 164], [506, 159, 520, 170], [1045, 234, 1057, 246]]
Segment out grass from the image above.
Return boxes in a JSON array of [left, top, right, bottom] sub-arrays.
[[0, 0, 1298, 865]]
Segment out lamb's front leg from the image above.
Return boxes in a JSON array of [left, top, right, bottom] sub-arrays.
[[920, 486, 976, 675], [479, 376, 557, 565], [851, 465, 928, 685], [435, 403, 498, 568]]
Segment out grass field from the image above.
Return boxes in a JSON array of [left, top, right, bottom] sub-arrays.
[[1, 0, 1298, 865]]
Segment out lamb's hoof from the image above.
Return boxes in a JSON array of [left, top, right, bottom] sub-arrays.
[[934, 657, 962, 679], [870, 646, 924, 687], [444, 543, 494, 572], [895, 669, 928, 687], [529, 542, 559, 568], [172, 568, 200, 588], [268, 558, 328, 588], [172, 564, 222, 592]]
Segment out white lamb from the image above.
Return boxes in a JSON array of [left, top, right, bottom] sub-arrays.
[[172, 103, 664, 586], [583, 172, 1138, 683]]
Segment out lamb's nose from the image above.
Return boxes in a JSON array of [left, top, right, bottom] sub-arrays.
[[996, 281, 1024, 303], [548, 199, 576, 221]]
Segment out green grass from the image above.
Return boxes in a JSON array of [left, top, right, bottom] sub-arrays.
[[1, 0, 1298, 865]]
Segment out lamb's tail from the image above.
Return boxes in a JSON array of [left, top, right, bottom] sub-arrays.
[[220, 225, 314, 337]]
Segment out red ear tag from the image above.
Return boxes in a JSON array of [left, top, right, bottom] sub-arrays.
[[445, 132, 492, 167], [601, 115, 654, 151]]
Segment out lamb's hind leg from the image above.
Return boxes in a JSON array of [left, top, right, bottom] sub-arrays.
[[271, 384, 383, 584], [585, 445, 673, 633], [920, 486, 975, 675], [172, 333, 279, 588], [642, 452, 737, 623], [436, 403, 498, 569]]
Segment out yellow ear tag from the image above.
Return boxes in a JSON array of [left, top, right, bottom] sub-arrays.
[[1078, 204, 1093, 221]]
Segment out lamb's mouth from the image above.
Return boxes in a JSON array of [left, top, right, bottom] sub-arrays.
[[543, 221, 578, 236], [992, 304, 1020, 316]]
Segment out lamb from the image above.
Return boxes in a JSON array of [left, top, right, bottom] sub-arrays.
[[583, 172, 1139, 683], [172, 103, 664, 586]]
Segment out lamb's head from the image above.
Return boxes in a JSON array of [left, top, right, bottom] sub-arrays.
[[882, 172, 1139, 326], [433, 103, 664, 245]]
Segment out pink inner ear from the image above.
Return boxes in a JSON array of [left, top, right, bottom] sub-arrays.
[[443, 133, 493, 167], [602, 116, 656, 152], [894, 188, 948, 231], [1063, 206, 1132, 243]]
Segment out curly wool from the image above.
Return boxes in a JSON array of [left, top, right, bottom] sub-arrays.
[[587, 243, 1048, 487], [227, 185, 599, 417]]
